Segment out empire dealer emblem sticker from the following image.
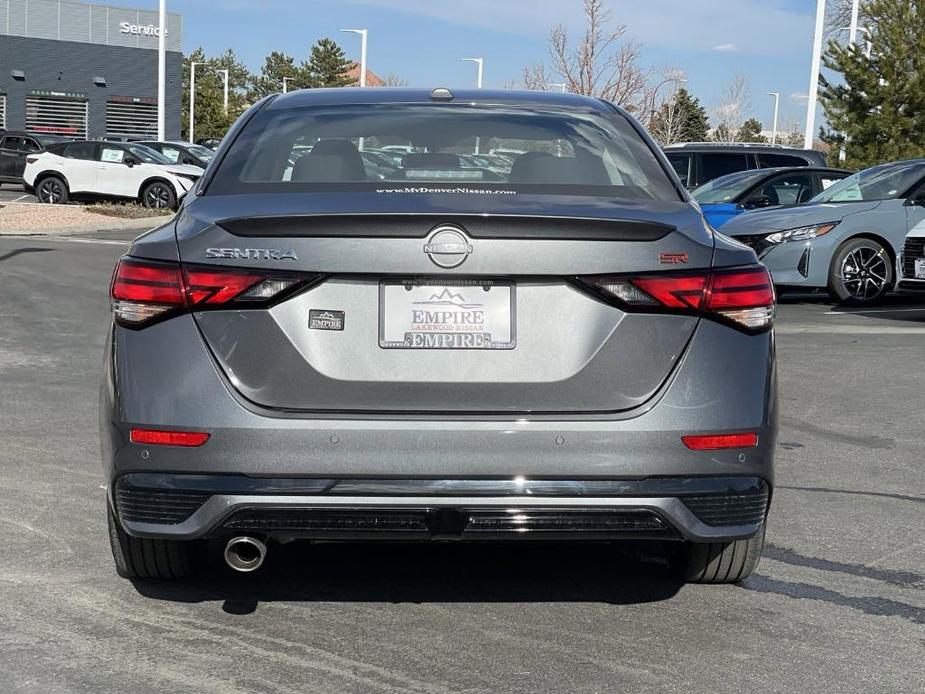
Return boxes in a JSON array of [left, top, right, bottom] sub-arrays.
[[309, 310, 345, 331]]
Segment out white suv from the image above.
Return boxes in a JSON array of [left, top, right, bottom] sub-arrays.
[[24, 141, 203, 209]]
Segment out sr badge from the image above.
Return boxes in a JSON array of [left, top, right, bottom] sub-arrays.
[[309, 310, 345, 331]]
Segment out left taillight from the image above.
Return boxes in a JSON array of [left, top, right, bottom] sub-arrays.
[[110, 257, 316, 328]]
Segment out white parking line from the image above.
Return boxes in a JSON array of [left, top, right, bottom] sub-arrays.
[[824, 307, 925, 315], [11, 195, 31, 203], [778, 325, 925, 334]]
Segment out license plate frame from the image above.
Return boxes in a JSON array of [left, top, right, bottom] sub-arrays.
[[379, 278, 516, 350], [915, 258, 925, 280]]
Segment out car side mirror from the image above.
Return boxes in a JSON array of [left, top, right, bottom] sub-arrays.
[[743, 194, 772, 209], [906, 196, 925, 207], [125, 157, 139, 167]]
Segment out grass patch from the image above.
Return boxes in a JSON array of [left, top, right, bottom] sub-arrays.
[[85, 202, 174, 219]]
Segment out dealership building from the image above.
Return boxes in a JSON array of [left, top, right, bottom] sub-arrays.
[[0, 0, 182, 139]]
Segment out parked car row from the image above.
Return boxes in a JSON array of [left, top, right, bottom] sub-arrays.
[[0, 131, 73, 186], [687, 156, 925, 304], [664, 142, 827, 189], [24, 140, 204, 209]]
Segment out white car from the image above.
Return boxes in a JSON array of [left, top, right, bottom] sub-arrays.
[[24, 141, 202, 209], [899, 221, 925, 293]]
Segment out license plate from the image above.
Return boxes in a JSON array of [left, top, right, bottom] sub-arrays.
[[379, 279, 515, 349], [916, 258, 925, 280]]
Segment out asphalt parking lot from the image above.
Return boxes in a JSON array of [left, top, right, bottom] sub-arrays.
[[0, 186, 38, 204], [1, 228, 923, 694]]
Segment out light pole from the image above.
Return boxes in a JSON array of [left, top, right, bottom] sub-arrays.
[[188, 60, 205, 144], [848, 0, 860, 44], [649, 76, 686, 127], [282, 77, 296, 93], [218, 69, 229, 113], [340, 29, 368, 86], [156, 0, 166, 140], [767, 92, 780, 145], [462, 57, 484, 88], [462, 58, 485, 153], [804, 0, 826, 150]]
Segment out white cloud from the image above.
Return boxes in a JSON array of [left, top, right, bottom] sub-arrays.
[[712, 43, 738, 53], [345, 0, 814, 57]]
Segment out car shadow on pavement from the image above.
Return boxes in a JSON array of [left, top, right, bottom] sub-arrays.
[[742, 575, 925, 625], [0, 247, 55, 263], [131, 541, 684, 611]]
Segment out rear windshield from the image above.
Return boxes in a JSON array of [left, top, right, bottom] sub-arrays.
[[207, 102, 680, 201]]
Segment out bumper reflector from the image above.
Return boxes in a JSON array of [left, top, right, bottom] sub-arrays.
[[681, 432, 758, 450], [129, 428, 210, 447]]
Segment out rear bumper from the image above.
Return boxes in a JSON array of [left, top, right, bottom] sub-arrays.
[[112, 474, 770, 543]]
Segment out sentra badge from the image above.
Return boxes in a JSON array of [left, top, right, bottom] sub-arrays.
[[205, 248, 298, 261]]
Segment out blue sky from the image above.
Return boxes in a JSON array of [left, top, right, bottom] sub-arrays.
[[123, 0, 825, 131]]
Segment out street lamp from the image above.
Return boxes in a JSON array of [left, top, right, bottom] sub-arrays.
[[767, 92, 780, 145], [218, 69, 229, 113], [462, 58, 484, 88], [340, 29, 368, 87], [837, 26, 873, 59], [804, 0, 826, 150], [157, 0, 166, 140], [188, 60, 205, 144], [282, 77, 296, 94], [648, 76, 687, 127]]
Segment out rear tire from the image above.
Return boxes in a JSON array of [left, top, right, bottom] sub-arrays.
[[107, 502, 198, 579], [36, 175, 68, 204], [668, 526, 765, 584], [141, 181, 176, 210], [828, 237, 892, 305]]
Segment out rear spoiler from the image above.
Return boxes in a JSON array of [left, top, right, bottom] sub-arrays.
[[216, 214, 675, 242]]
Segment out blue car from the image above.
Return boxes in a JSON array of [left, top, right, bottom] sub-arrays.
[[692, 167, 850, 228], [720, 159, 925, 304]]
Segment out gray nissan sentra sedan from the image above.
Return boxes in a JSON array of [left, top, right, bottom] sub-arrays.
[[101, 88, 777, 583]]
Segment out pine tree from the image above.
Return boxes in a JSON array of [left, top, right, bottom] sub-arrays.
[[182, 48, 253, 141], [819, 0, 925, 168], [649, 88, 709, 144], [249, 51, 314, 100], [737, 118, 767, 143], [308, 38, 353, 88]]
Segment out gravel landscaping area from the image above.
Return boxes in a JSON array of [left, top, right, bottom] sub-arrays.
[[0, 202, 171, 234]]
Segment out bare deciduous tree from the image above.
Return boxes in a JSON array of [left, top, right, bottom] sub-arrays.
[[711, 74, 752, 142], [522, 63, 550, 91], [380, 72, 409, 87], [825, 0, 871, 38], [649, 98, 685, 145], [524, 0, 652, 112]]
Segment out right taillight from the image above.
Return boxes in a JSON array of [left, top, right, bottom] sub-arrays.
[[110, 257, 320, 328], [578, 265, 775, 333]]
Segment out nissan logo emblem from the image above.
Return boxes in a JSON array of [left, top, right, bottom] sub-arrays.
[[423, 226, 473, 268]]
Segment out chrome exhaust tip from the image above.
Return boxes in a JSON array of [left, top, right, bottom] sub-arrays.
[[223, 535, 267, 573]]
